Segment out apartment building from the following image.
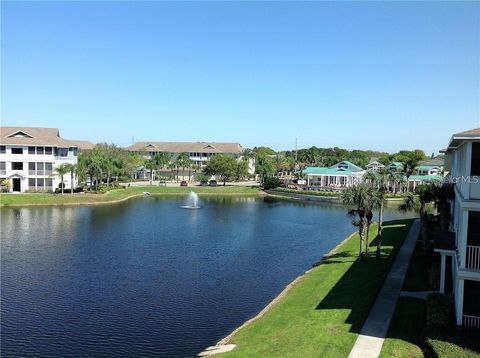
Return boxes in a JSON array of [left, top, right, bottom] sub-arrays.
[[0, 127, 89, 192], [436, 128, 480, 329]]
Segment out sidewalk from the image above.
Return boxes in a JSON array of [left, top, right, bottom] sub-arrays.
[[348, 219, 421, 358]]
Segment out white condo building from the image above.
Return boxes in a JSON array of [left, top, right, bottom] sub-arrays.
[[436, 128, 480, 329], [0, 127, 90, 193]]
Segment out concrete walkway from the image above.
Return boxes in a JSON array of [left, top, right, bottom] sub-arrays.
[[348, 219, 421, 358]]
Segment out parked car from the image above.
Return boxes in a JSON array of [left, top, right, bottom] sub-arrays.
[[159, 180, 167, 187], [180, 181, 188, 187], [200, 180, 208, 186], [209, 180, 218, 187]]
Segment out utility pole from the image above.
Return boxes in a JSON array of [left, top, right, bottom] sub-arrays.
[[295, 137, 298, 172]]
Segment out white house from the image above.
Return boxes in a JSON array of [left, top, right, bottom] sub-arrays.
[[0, 127, 86, 192], [436, 128, 480, 329], [303, 161, 365, 190], [366, 160, 385, 172]]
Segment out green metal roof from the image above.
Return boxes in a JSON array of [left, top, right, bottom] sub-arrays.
[[330, 160, 364, 172], [303, 166, 355, 175], [409, 174, 443, 181], [415, 165, 439, 171]]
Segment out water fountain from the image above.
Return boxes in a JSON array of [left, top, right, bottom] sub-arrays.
[[181, 191, 200, 209]]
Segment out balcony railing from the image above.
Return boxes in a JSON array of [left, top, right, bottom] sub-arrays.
[[466, 245, 480, 270], [463, 315, 480, 329]]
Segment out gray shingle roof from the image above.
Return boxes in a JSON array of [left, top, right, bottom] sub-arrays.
[[127, 141, 243, 154]]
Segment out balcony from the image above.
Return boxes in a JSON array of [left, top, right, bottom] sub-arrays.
[[463, 315, 480, 329], [466, 245, 480, 270]]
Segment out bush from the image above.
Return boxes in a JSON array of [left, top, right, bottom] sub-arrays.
[[263, 177, 281, 190], [426, 293, 451, 330]]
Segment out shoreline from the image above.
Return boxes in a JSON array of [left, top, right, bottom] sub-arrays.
[[265, 189, 405, 203], [0, 187, 264, 208], [199, 229, 358, 356]]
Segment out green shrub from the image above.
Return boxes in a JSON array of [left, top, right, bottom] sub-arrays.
[[263, 177, 281, 190], [426, 293, 451, 330]]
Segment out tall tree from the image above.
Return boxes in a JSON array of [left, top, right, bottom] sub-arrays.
[[342, 184, 372, 259], [54, 163, 70, 195]]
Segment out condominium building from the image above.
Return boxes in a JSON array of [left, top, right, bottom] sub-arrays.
[[436, 128, 480, 329], [127, 141, 253, 180], [0, 127, 91, 192]]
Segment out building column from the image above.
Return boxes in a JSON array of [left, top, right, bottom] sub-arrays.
[[456, 279, 465, 326], [440, 254, 446, 293], [307, 175, 310, 187]]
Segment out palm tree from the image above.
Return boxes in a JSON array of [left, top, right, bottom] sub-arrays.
[[400, 184, 434, 250], [54, 163, 70, 195], [342, 184, 371, 259], [363, 171, 378, 189], [63, 163, 78, 194], [372, 169, 390, 258], [176, 152, 190, 182]]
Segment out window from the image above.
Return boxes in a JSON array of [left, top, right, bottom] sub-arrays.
[[57, 148, 68, 157], [0, 162, 5, 174], [12, 162, 23, 170], [36, 178, 44, 188], [37, 147, 44, 155], [28, 146, 35, 154], [45, 178, 53, 188], [0, 146, 5, 154], [37, 162, 44, 175], [467, 211, 480, 246], [28, 178, 35, 188], [45, 162, 53, 174], [45, 147, 52, 155], [471, 142, 480, 176], [11, 148, 23, 154], [28, 162, 36, 175], [71, 147, 78, 156]]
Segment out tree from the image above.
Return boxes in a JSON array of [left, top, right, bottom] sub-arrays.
[[63, 163, 78, 194], [54, 163, 70, 194], [400, 183, 434, 250], [255, 154, 276, 185], [203, 154, 237, 185], [342, 184, 372, 259]]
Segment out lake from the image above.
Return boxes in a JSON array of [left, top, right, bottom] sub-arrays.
[[0, 195, 416, 357]]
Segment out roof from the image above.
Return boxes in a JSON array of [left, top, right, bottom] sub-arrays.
[[127, 141, 243, 154], [0, 126, 76, 147], [408, 174, 443, 181], [416, 165, 441, 171], [303, 161, 365, 176], [303, 167, 356, 175], [366, 160, 385, 167], [66, 140, 95, 150], [419, 156, 444, 167], [329, 160, 364, 172], [445, 127, 480, 151]]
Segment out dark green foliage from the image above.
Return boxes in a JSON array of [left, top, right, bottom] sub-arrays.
[[426, 293, 451, 330], [263, 177, 281, 190]]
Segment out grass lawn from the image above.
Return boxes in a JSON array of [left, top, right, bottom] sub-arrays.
[[0, 185, 261, 206], [219, 220, 413, 358]]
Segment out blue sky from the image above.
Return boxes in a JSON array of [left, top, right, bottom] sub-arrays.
[[1, 1, 479, 154]]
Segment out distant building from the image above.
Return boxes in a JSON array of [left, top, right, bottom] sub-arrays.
[[127, 141, 253, 180], [303, 161, 365, 190], [0, 127, 87, 192], [436, 128, 480, 329], [366, 159, 385, 172]]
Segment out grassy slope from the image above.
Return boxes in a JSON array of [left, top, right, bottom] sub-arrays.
[[0, 186, 261, 206], [220, 220, 413, 358]]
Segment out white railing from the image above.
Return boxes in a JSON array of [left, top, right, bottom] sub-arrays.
[[466, 245, 480, 270], [463, 315, 480, 329]]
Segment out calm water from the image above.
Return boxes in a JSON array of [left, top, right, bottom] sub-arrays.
[[1, 196, 415, 357]]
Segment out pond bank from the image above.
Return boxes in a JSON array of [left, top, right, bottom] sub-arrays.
[[0, 186, 262, 207], [200, 219, 413, 358]]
